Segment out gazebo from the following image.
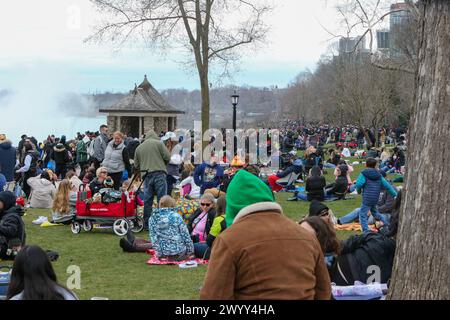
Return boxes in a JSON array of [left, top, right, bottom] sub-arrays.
[[99, 75, 184, 138]]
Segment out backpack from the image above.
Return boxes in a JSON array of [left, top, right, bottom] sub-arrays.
[[87, 140, 95, 157]]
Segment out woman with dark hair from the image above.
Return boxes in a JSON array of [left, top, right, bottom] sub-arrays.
[[288, 166, 326, 202], [305, 192, 401, 286], [7, 245, 78, 300]]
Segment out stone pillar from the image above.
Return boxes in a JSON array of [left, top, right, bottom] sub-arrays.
[[107, 116, 117, 132], [143, 116, 155, 134], [117, 116, 121, 133], [139, 116, 142, 138]]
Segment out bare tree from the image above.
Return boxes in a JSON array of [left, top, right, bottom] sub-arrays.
[[87, 0, 273, 141]]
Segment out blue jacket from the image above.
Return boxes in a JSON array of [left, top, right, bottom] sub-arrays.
[[193, 163, 224, 194], [149, 208, 194, 258], [0, 141, 17, 182], [356, 169, 397, 206], [0, 174, 6, 192]]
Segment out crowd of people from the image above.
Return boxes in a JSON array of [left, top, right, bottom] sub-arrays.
[[0, 120, 407, 300]]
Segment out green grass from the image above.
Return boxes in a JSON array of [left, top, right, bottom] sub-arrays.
[[1, 161, 400, 300]]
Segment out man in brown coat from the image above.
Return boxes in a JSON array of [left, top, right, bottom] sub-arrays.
[[200, 170, 331, 300]]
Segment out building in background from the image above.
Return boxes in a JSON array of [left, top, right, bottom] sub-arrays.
[[338, 36, 367, 55], [100, 75, 184, 138]]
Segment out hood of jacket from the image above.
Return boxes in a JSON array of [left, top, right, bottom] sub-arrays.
[[362, 168, 382, 181], [37, 178, 54, 187], [0, 140, 12, 150], [2, 205, 25, 218], [54, 143, 66, 153], [145, 130, 159, 141], [0, 191, 16, 215]]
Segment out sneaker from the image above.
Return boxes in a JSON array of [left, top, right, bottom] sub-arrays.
[[32, 216, 48, 225], [296, 179, 304, 183], [287, 197, 298, 201]]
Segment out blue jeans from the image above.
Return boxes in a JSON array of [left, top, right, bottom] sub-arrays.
[[323, 163, 336, 169], [143, 171, 168, 228], [295, 192, 308, 201], [359, 203, 389, 232], [194, 242, 210, 260], [339, 208, 391, 225]]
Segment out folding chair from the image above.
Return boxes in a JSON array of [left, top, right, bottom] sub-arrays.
[[275, 172, 301, 192]]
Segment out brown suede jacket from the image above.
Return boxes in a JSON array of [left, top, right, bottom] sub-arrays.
[[200, 202, 331, 300]]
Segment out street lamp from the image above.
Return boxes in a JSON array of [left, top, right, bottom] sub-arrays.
[[231, 91, 239, 156]]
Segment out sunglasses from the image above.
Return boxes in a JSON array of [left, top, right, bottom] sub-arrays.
[[200, 203, 212, 207], [319, 210, 330, 217]]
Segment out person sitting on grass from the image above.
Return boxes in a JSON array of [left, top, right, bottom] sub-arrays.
[[324, 165, 348, 200], [187, 193, 216, 244], [0, 191, 26, 260], [193, 196, 227, 260], [301, 193, 401, 286], [193, 154, 224, 195], [308, 200, 337, 226], [288, 166, 326, 202], [7, 245, 78, 300], [26, 170, 56, 209], [51, 179, 77, 224], [355, 158, 397, 233], [149, 195, 194, 262], [267, 157, 303, 192]]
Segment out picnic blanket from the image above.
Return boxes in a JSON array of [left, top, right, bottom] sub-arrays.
[[334, 222, 377, 232], [146, 250, 208, 266]]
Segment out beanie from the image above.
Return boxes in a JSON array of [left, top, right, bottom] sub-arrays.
[[309, 200, 329, 217], [225, 170, 274, 227]]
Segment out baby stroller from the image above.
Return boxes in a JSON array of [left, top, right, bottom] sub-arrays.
[[71, 172, 146, 236]]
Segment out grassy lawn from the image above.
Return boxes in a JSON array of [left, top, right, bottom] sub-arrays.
[[1, 160, 400, 300]]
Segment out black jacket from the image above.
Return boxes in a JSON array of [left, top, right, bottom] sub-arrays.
[[305, 175, 326, 201], [330, 232, 396, 285], [187, 208, 216, 241], [0, 206, 26, 260], [51, 144, 70, 165], [326, 176, 348, 196]]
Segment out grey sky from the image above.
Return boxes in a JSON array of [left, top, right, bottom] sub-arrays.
[[0, 0, 344, 92]]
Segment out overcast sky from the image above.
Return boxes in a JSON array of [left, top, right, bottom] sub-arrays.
[[0, 0, 346, 93]]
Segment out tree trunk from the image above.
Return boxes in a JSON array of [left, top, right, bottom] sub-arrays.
[[200, 69, 210, 149], [388, 0, 450, 300]]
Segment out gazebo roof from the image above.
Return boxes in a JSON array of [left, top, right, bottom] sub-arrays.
[[99, 75, 184, 114]]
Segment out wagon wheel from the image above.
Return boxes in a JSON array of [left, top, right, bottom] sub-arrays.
[[83, 220, 93, 232], [71, 222, 81, 234], [131, 217, 144, 233], [113, 219, 129, 236]]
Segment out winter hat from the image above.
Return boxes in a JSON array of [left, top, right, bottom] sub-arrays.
[[225, 170, 275, 227], [0, 191, 16, 212], [309, 200, 329, 217]]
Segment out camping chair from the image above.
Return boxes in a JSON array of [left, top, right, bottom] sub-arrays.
[[275, 172, 301, 192]]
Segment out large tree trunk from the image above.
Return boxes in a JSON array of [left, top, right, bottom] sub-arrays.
[[388, 0, 450, 300]]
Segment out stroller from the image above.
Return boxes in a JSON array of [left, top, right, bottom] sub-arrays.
[[71, 172, 147, 236]]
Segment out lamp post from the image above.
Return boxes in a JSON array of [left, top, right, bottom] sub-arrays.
[[231, 91, 239, 156]]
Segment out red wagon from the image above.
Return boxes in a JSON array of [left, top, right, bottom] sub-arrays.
[[72, 183, 144, 237]]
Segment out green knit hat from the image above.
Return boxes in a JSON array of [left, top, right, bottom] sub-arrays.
[[225, 169, 275, 227]]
